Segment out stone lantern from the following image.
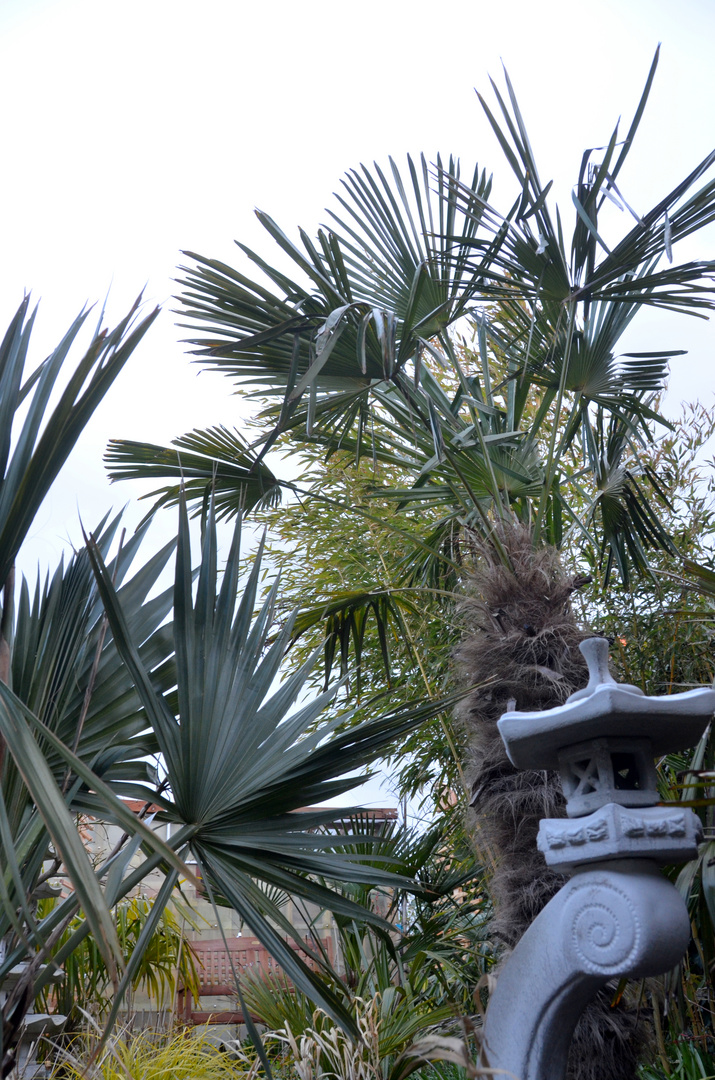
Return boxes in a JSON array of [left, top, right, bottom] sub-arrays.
[[479, 637, 715, 1080]]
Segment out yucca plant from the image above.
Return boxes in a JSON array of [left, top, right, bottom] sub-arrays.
[[269, 996, 430, 1080], [248, 994, 488, 1080], [0, 294, 208, 1077]]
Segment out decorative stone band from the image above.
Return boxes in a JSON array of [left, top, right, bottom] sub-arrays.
[[537, 803, 702, 871]]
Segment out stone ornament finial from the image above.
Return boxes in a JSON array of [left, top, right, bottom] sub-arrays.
[[567, 637, 642, 702]]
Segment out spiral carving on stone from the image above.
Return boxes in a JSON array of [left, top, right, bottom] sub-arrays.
[[564, 882, 641, 975]]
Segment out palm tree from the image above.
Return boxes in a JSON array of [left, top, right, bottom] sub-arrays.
[[104, 49, 715, 1079], [0, 293, 176, 1074], [106, 49, 715, 591], [84, 495, 463, 1043], [0, 295, 451, 1074]]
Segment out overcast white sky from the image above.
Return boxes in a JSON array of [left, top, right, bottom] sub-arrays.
[[1, 0, 714, 810]]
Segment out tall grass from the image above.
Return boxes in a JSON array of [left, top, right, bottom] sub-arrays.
[[51, 1029, 257, 1080]]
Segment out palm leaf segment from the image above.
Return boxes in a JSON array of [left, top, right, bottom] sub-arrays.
[[0, 294, 158, 596], [87, 494, 464, 1032], [9, 512, 176, 793], [178, 154, 492, 391], [105, 425, 282, 525]]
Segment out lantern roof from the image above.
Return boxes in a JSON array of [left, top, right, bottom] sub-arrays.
[[498, 638, 715, 771]]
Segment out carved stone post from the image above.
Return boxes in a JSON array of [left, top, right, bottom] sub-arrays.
[[479, 638, 715, 1080]]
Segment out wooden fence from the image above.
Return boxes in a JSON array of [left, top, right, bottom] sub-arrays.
[[177, 935, 334, 1025]]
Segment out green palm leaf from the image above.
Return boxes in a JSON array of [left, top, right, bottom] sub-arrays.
[[105, 426, 282, 524], [176, 155, 495, 415], [0, 295, 158, 594], [86, 492, 467, 1033]]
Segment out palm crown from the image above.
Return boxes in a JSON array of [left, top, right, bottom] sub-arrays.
[[108, 49, 715, 601]]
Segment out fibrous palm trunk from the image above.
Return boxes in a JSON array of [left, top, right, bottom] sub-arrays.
[[455, 524, 651, 1080]]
